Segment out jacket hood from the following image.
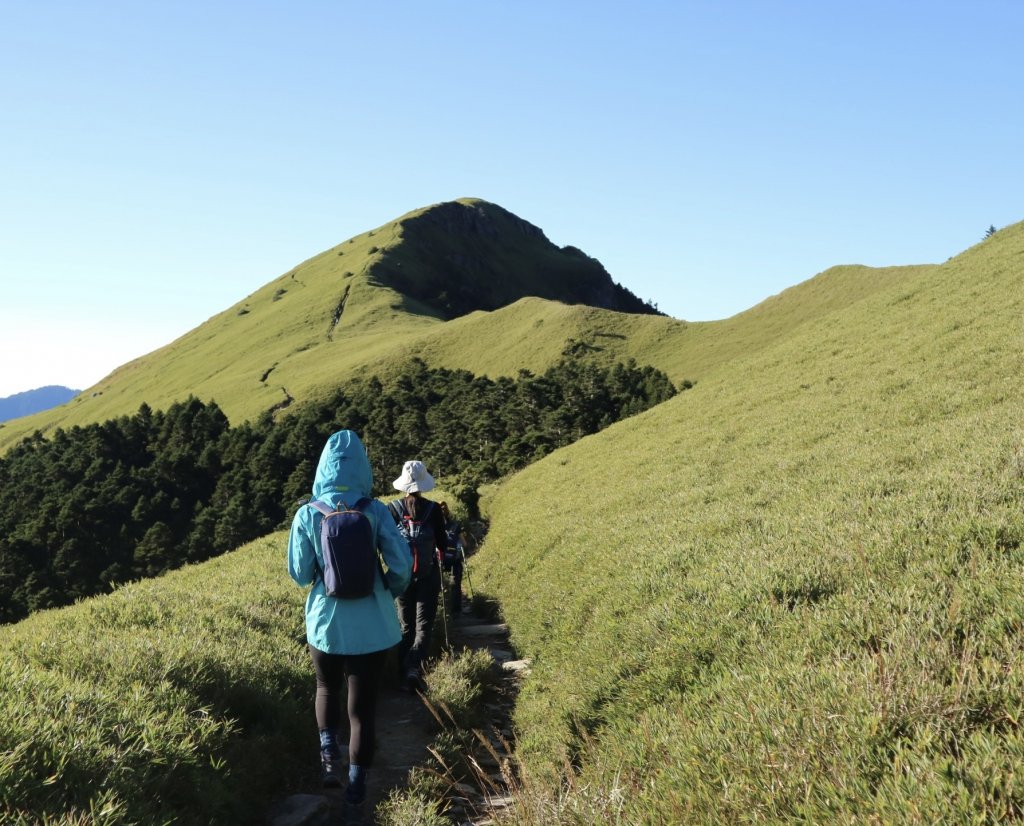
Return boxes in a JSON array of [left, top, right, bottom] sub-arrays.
[[312, 430, 373, 501]]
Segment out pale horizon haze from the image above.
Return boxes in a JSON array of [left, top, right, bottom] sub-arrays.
[[1, 1, 1021, 399]]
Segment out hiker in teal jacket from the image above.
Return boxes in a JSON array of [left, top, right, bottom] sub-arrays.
[[288, 430, 411, 804]]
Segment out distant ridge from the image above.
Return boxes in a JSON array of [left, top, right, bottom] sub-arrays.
[[0, 386, 79, 423]]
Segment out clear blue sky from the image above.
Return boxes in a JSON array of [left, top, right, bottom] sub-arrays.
[[1, 1, 1021, 398]]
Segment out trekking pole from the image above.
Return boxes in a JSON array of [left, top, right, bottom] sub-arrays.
[[437, 550, 450, 651]]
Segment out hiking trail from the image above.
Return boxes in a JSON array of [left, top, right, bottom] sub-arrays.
[[268, 612, 528, 825]]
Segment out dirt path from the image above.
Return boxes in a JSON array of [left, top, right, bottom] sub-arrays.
[[268, 614, 525, 826]]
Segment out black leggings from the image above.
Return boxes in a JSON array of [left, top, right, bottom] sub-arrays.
[[397, 565, 442, 673], [308, 645, 387, 767]]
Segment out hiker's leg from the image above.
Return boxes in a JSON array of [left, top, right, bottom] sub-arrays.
[[397, 584, 416, 673], [309, 644, 346, 786], [409, 567, 441, 670], [309, 644, 346, 731], [345, 649, 386, 767]]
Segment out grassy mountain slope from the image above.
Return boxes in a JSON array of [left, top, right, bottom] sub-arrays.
[[411, 262, 932, 387], [0, 533, 307, 823], [0, 199, 655, 453], [472, 224, 1024, 822], [0, 212, 435, 449], [0, 216, 928, 456]]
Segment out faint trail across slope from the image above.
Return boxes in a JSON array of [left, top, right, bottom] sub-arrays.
[[327, 286, 351, 341]]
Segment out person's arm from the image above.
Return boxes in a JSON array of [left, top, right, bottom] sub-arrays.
[[431, 504, 448, 557], [287, 506, 318, 587], [374, 501, 412, 596], [386, 498, 400, 523]]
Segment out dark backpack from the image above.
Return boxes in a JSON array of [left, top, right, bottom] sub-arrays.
[[308, 498, 382, 599], [443, 520, 461, 566], [389, 498, 438, 578]]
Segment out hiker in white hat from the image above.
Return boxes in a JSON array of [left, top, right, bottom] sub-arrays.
[[387, 460, 448, 689], [392, 459, 435, 494]]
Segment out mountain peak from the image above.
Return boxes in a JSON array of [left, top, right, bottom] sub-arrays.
[[370, 199, 657, 320], [409, 198, 549, 242]]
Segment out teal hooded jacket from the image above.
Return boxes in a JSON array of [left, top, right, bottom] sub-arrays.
[[287, 430, 412, 655]]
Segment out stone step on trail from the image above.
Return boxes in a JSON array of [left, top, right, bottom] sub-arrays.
[[456, 622, 508, 638]]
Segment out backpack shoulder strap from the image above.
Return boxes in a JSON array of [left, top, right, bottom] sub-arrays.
[[308, 500, 333, 517], [388, 498, 405, 520]]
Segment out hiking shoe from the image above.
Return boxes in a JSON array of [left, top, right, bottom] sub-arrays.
[[321, 756, 344, 789], [404, 667, 422, 692], [345, 774, 366, 805]]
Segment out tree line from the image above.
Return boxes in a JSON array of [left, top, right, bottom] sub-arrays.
[[0, 357, 676, 623]]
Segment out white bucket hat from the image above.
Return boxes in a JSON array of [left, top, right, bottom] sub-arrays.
[[392, 460, 435, 493]]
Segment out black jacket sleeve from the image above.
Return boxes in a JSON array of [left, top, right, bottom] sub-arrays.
[[430, 503, 448, 553]]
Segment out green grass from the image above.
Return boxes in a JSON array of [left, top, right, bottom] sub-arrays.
[[0, 532, 310, 824], [406, 261, 929, 389], [471, 223, 1024, 822], [423, 648, 496, 731]]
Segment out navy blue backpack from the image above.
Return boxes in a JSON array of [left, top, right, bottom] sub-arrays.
[[308, 498, 383, 599]]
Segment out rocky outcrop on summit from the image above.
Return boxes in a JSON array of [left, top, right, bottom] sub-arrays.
[[368, 199, 659, 320]]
